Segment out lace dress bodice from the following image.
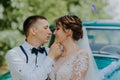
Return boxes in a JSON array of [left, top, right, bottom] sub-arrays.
[[50, 50, 89, 80]]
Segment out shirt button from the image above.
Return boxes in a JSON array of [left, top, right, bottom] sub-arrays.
[[19, 70, 22, 72], [36, 65, 38, 67], [52, 64, 54, 67]]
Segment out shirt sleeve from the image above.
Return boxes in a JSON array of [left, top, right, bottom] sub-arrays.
[[6, 49, 55, 80]]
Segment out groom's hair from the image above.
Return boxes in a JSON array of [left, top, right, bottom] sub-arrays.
[[23, 15, 47, 37]]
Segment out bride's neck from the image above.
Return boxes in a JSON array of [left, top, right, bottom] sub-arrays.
[[61, 41, 80, 57]]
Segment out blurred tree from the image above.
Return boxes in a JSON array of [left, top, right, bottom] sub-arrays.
[[0, 0, 67, 31], [0, 0, 110, 30], [65, 0, 111, 20]]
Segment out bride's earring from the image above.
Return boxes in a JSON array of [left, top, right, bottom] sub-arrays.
[[66, 35, 70, 37], [66, 29, 72, 38]]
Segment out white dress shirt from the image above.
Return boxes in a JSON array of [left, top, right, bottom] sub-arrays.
[[6, 41, 54, 80]]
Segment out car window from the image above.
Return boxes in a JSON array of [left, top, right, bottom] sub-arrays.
[[86, 27, 120, 55]]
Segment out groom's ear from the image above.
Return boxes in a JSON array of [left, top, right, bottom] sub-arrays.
[[29, 27, 36, 36]]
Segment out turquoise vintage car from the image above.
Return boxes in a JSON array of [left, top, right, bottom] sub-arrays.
[[1, 20, 120, 80], [83, 20, 120, 80]]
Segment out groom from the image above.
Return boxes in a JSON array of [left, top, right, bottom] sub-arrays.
[[6, 15, 62, 80]]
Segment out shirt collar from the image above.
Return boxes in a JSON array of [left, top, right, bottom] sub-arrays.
[[22, 41, 35, 51], [22, 41, 44, 51]]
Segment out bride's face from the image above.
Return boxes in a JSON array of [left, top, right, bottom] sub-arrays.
[[53, 25, 68, 43]]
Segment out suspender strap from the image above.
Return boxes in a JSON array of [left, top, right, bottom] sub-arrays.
[[19, 45, 28, 63], [44, 48, 48, 56], [19, 45, 48, 63]]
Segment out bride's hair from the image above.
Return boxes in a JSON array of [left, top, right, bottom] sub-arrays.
[[55, 15, 83, 40]]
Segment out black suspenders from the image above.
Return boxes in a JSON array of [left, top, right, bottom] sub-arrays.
[[44, 48, 48, 56], [19, 45, 48, 63], [19, 45, 28, 63]]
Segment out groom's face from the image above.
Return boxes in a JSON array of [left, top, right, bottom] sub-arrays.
[[32, 19, 52, 43]]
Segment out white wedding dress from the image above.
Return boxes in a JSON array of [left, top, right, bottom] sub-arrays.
[[50, 50, 89, 80], [50, 27, 101, 80]]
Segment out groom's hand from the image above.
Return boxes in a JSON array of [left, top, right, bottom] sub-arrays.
[[48, 42, 62, 60]]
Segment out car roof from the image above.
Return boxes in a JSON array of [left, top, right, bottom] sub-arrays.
[[82, 20, 120, 27]]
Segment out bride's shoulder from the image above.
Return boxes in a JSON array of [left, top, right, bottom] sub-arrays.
[[75, 49, 89, 59], [77, 49, 88, 55], [73, 49, 89, 67]]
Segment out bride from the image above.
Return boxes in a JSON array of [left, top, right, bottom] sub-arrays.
[[49, 15, 100, 80]]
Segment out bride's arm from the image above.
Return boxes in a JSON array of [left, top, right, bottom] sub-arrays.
[[71, 51, 89, 80]]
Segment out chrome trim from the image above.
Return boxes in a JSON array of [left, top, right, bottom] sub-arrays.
[[84, 26, 120, 30], [93, 54, 119, 59]]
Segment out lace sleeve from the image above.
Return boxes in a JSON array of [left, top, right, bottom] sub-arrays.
[[72, 51, 89, 80]]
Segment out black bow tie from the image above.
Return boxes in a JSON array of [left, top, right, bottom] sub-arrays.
[[31, 47, 46, 66], [31, 47, 46, 55]]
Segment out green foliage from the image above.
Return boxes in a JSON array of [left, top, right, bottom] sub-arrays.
[[65, 0, 111, 20], [0, 0, 67, 30], [0, 0, 110, 30]]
